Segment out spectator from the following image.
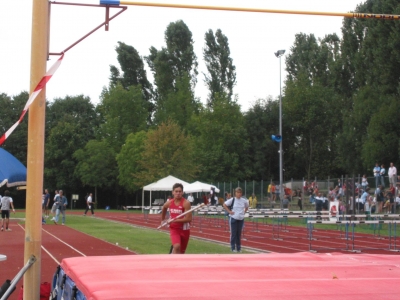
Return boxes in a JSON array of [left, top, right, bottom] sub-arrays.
[[364, 196, 372, 217], [187, 193, 194, 205], [373, 163, 381, 188], [51, 190, 59, 219], [282, 195, 290, 209], [271, 183, 276, 203], [395, 193, 400, 211], [359, 188, 369, 212], [361, 174, 368, 191], [248, 193, 257, 209], [315, 192, 323, 211], [388, 162, 397, 186], [380, 164, 386, 187], [44, 189, 51, 218], [1, 190, 15, 231], [321, 193, 329, 210], [52, 190, 68, 225], [375, 185, 384, 213], [283, 186, 292, 202], [267, 182, 272, 202], [223, 187, 249, 253], [386, 184, 395, 214], [296, 189, 303, 210]]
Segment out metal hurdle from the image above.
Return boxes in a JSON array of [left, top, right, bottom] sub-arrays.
[[248, 213, 332, 241], [339, 214, 400, 239], [308, 220, 400, 252], [195, 207, 226, 233]]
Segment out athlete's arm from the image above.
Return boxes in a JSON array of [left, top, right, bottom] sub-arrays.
[[161, 201, 170, 224]]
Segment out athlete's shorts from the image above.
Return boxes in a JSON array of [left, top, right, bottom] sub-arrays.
[[1, 210, 10, 219], [170, 228, 190, 254]]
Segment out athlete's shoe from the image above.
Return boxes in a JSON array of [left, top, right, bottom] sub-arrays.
[[62, 223, 65, 225], [231, 250, 237, 253], [1, 227, 3, 231], [5, 228, 12, 231]]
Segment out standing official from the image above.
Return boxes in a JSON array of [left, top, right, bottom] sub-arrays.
[[223, 187, 249, 253], [84, 193, 95, 216]]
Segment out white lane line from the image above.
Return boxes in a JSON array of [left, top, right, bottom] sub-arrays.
[[41, 228, 86, 257], [17, 224, 60, 264], [17, 224, 86, 266]]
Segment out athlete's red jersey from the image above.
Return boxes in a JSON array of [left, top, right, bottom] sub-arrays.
[[169, 198, 190, 230]]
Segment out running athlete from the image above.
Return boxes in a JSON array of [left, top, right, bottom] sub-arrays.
[[161, 183, 192, 254]]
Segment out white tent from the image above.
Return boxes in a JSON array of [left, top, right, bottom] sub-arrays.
[[185, 181, 220, 193], [142, 175, 190, 207]]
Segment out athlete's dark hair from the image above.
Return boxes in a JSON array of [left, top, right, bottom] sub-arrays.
[[172, 183, 184, 191]]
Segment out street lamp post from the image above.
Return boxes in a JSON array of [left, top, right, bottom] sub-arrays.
[[274, 49, 285, 206]]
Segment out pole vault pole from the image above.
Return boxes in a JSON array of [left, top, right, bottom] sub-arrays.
[[157, 203, 205, 229], [24, 1, 48, 299], [100, 1, 400, 20]]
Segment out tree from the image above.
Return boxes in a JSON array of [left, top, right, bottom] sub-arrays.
[[135, 120, 198, 187], [283, 72, 342, 179], [109, 42, 153, 120], [145, 20, 198, 125], [361, 96, 400, 169], [74, 139, 117, 189], [190, 94, 248, 182], [154, 73, 200, 129], [203, 29, 236, 105], [116, 131, 147, 192], [97, 84, 149, 150], [44, 96, 97, 190], [244, 97, 280, 181]]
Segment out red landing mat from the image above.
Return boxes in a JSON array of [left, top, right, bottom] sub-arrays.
[[61, 252, 400, 299]]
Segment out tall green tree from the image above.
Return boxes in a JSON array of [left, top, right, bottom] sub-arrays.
[[244, 97, 280, 181], [109, 42, 154, 121], [116, 131, 147, 192], [146, 20, 198, 125], [191, 94, 248, 182], [284, 72, 342, 179], [44, 96, 97, 190], [135, 120, 198, 187], [97, 84, 149, 150], [203, 29, 236, 105], [74, 140, 117, 189]]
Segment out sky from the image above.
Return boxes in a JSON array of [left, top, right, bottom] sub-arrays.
[[0, 0, 364, 112]]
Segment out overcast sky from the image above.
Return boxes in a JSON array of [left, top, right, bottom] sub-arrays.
[[1, 0, 363, 111]]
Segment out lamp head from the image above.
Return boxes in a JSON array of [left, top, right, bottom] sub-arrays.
[[274, 49, 286, 57]]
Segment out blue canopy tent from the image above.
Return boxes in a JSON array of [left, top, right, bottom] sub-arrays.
[[0, 148, 27, 187]]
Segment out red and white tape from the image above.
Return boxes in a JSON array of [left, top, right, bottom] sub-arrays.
[[0, 54, 64, 146]]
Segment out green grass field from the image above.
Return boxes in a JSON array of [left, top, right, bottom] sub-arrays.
[[13, 212, 239, 254]]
